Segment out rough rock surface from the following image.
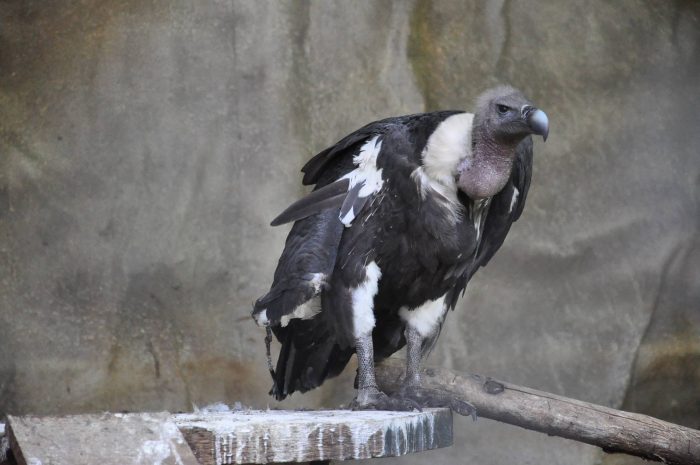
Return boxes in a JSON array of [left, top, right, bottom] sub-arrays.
[[0, 1, 698, 464]]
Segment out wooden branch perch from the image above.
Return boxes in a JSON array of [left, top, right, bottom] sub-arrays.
[[376, 358, 700, 465]]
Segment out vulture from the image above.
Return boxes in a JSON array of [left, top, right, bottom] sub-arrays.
[[252, 86, 549, 411]]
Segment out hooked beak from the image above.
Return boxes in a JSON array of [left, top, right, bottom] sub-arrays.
[[522, 105, 549, 141]]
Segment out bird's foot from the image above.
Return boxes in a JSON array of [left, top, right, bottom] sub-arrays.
[[397, 384, 477, 420], [349, 386, 420, 412]]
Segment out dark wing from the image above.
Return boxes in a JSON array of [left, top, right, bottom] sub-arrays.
[[259, 206, 354, 400], [270, 178, 350, 226], [253, 208, 343, 323], [257, 120, 419, 400], [256, 114, 426, 326], [269, 125, 401, 228], [445, 136, 534, 310], [300, 116, 416, 186], [274, 111, 460, 227], [301, 122, 380, 185]]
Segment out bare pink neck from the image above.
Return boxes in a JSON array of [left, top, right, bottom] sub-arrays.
[[457, 125, 517, 199]]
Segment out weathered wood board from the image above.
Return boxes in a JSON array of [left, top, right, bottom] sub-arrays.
[[174, 409, 452, 464], [7, 412, 199, 465]]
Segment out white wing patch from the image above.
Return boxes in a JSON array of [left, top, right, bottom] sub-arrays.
[[339, 136, 384, 226], [255, 273, 326, 327], [253, 310, 269, 326], [340, 206, 356, 225], [280, 297, 322, 327], [509, 187, 520, 213]]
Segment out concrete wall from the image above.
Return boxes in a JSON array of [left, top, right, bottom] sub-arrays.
[[0, 1, 698, 464]]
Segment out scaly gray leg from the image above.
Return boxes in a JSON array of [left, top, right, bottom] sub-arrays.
[[350, 333, 419, 411], [397, 326, 477, 420], [404, 325, 423, 386]]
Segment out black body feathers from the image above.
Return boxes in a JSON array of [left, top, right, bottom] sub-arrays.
[[253, 110, 534, 400]]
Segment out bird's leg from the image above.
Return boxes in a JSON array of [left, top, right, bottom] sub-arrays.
[[350, 333, 419, 411], [403, 325, 423, 387], [396, 326, 427, 400], [353, 333, 380, 404], [395, 326, 477, 420]]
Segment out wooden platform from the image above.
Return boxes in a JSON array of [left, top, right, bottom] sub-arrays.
[[0, 408, 452, 465]]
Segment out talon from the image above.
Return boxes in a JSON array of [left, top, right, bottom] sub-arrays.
[[351, 387, 420, 411], [451, 399, 478, 421], [396, 385, 478, 419], [393, 394, 422, 412]]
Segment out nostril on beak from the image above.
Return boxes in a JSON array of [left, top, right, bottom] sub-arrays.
[[521, 105, 534, 119]]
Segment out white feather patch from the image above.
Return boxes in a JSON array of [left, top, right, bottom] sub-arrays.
[[509, 187, 520, 213], [340, 137, 384, 226], [415, 113, 475, 221], [256, 273, 326, 327], [421, 113, 474, 190], [411, 166, 461, 221], [470, 198, 491, 243], [399, 295, 447, 338], [309, 272, 325, 293], [350, 261, 382, 337], [340, 206, 356, 225], [253, 310, 269, 326], [280, 297, 322, 327]]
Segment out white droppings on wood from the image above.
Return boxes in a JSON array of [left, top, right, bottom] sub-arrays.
[[213, 431, 221, 465], [138, 440, 172, 465], [7, 413, 198, 465], [135, 414, 188, 465], [194, 402, 232, 414], [317, 426, 324, 461], [175, 408, 451, 464]]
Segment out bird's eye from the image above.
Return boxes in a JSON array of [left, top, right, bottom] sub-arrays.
[[496, 104, 510, 115]]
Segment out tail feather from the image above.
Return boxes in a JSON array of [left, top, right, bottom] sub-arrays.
[[270, 317, 353, 400]]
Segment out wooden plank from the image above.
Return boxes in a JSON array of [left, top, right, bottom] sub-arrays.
[[376, 358, 700, 465], [174, 409, 452, 464], [7, 412, 198, 465]]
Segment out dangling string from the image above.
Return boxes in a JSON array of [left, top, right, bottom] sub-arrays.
[[265, 326, 276, 380]]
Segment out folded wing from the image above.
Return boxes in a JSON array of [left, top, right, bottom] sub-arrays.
[[445, 136, 534, 311]]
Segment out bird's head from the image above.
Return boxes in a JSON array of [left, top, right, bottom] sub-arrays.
[[473, 85, 549, 144], [456, 86, 548, 199]]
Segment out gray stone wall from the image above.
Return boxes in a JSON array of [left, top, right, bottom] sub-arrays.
[[0, 1, 698, 464]]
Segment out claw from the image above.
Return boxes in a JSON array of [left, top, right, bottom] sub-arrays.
[[451, 398, 478, 421], [350, 387, 420, 412], [390, 394, 422, 412], [398, 385, 477, 420]]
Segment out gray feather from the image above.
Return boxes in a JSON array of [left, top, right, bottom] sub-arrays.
[[271, 178, 350, 226]]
